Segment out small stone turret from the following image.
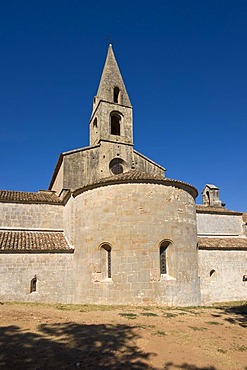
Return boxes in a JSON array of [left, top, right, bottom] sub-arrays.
[[202, 184, 225, 207]]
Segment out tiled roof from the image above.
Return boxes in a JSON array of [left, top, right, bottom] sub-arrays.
[[196, 205, 242, 215], [0, 190, 62, 204], [100, 170, 166, 182], [0, 230, 73, 252], [198, 237, 247, 250], [74, 170, 198, 199]]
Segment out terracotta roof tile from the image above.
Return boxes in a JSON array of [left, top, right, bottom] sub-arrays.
[[74, 170, 198, 199], [97, 170, 167, 182], [0, 190, 62, 204], [196, 205, 242, 215], [0, 230, 73, 252], [198, 237, 247, 250]]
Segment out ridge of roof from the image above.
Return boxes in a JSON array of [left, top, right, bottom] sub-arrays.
[[196, 204, 242, 215]]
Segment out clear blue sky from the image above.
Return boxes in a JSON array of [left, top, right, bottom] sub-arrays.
[[1, 0, 246, 211]]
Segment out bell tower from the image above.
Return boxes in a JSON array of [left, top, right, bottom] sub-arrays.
[[89, 44, 133, 146], [49, 44, 165, 194]]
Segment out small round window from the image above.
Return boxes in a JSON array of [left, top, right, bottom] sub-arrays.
[[109, 158, 125, 175], [111, 163, 123, 175]]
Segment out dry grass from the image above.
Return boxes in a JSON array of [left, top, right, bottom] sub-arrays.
[[0, 301, 246, 369]]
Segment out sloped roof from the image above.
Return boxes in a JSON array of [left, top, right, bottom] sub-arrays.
[[198, 237, 247, 250], [196, 205, 242, 215], [203, 184, 219, 190], [0, 190, 62, 204], [73, 170, 198, 199], [100, 170, 165, 182], [0, 230, 73, 252]]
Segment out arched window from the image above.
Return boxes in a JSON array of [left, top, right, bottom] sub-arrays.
[[101, 244, 112, 279], [30, 276, 37, 293], [160, 241, 170, 275], [113, 86, 120, 103], [110, 113, 121, 136], [160, 246, 167, 275]]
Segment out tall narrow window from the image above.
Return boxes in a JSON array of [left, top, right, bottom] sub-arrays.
[[160, 246, 167, 274], [113, 87, 120, 103], [110, 114, 121, 135], [107, 248, 111, 278], [30, 276, 37, 293], [160, 241, 171, 275], [101, 244, 112, 279]]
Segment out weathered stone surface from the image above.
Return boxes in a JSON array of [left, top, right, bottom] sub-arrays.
[[0, 45, 246, 307], [0, 253, 74, 303], [197, 213, 243, 236], [0, 203, 63, 230], [199, 249, 247, 304], [71, 182, 201, 306]]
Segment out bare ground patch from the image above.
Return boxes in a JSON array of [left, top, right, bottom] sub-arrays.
[[0, 301, 246, 369]]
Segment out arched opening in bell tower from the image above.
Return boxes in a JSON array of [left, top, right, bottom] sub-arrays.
[[110, 112, 121, 135]]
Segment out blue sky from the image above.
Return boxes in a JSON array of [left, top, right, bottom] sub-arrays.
[[0, 0, 246, 211]]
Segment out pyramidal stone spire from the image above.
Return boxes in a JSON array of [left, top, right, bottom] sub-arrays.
[[94, 44, 132, 109], [90, 44, 133, 146]]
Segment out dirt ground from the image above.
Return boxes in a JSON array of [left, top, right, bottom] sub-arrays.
[[0, 302, 246, 370]]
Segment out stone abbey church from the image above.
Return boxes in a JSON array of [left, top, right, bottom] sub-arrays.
[[0, 45, 246, 306]]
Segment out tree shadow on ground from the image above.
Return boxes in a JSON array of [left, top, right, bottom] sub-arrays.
[[211, 302, 247, 328], [164, 363, 217, 370], [0, 322, 156, 369], [0, 322, 221, 370]]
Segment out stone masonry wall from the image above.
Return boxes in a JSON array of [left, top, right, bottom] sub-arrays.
[[0, 202, 63, 230], [90, 102, 133, 146], [63, 147, 100, 191], [199, 249, 247, 304], [197, 213, 243, 236], [51, 142, 164, 195], [63, 197, 74, 246], [0, 253, 74, 303], [133, 151, 165, 176], [72, 182, 201, 306]]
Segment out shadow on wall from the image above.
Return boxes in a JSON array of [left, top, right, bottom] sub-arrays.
[[0, 323, 156, 369]]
